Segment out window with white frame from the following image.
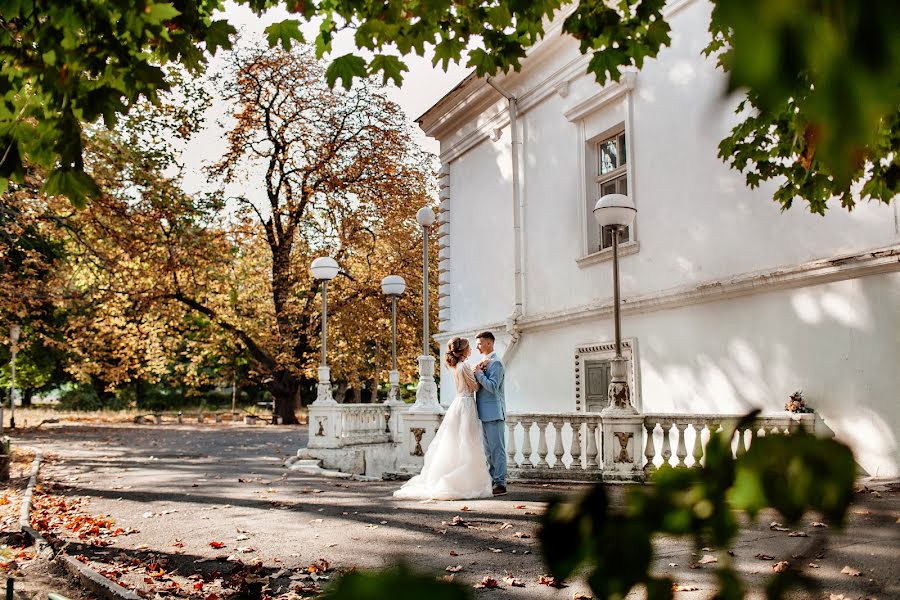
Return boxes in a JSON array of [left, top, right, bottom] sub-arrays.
[[595, 129, 630, 251]]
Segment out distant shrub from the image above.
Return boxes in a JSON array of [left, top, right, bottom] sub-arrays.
[[58, 384, 128, 411]]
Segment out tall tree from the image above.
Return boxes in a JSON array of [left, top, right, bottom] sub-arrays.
[[206, 46, 434, 423]]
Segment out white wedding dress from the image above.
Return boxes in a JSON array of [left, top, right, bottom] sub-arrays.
[[393, 362, 493, 500]]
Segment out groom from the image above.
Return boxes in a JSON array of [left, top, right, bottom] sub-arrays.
[[474, 331, 507, 496]]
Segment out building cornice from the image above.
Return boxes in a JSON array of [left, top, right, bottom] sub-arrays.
[[419, 0, 701, 156], [435, 243, 900, 340]]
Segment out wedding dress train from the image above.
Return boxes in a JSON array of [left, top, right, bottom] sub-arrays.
[[393, 362, 493, 500]]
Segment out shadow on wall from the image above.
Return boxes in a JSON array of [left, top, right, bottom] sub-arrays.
[[638, 273, 900, 478]]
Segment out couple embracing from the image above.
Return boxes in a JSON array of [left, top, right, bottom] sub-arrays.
[[394, 331, 507, 500]]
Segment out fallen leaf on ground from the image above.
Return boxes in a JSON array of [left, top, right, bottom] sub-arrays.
[[538, 575, 564, 588], [449, 551, 459, 556], [513, 531, 530, 539], [208, 541, 225, 549], [673, 584, 700, 592], [773, 561, 790, 573], [668, 563, 678, 567], [236, 546, 255, 553], [446, 565, 463, 573], [755, 554, 774, 560], [489, 548, 503, 553], [840, 566, 861, 576], [810, 522, 828, 528], [698, 555, 717, 565], [573, 594, 592, 600], [460, 506, 471, 512], [450, 516, 467, 527], [499, 522, 513, 530], [808, 563, 820, 568], [474, 577, 499, 589], [514, 505, 526, 509], [503, 575, 525, 587], [769, 522, 789, 531], [788, 531, 808, 537]]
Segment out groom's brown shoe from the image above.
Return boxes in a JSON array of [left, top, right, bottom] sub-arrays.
[[492, 485, 508, 496]]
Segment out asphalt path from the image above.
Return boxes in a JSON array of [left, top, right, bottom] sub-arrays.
[[11, 423, 900, 599]]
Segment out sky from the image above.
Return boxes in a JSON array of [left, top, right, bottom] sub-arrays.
[[179, 3, 471, 200]]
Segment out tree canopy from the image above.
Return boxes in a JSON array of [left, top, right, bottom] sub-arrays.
[[1, 0, 896, 213]]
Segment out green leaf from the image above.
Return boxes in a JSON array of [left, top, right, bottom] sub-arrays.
[[265, 19, 304, 51], [42, 168, 102, 209], [324, 54, 367, 89], [205, 20, 236, 54], [143, 2, 181, 25], [368, 54, 408, 87]]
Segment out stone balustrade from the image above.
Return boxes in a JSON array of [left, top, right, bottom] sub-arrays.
[[641, 412, 816, 472], [506, 412, 604, 479], [307, 403, 401, 449], [306, 404, 818, 480], [504, 411, 817, 481]]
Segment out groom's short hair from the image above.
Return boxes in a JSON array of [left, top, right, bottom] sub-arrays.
[[475, 331, 495, 342]]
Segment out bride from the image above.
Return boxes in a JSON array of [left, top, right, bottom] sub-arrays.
[[393, 337, 493, 500]]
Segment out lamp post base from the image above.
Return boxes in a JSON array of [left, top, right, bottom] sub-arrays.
[[409, 355, 442, 413], [385, 370, 404, 405], [601, 356, 637, 415], [313, 366, 337, 405]]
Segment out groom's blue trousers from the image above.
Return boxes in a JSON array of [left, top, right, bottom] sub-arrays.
[[481, 419, 507, 486]]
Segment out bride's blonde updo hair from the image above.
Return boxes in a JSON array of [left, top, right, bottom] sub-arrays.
[[444, 337, 469, 368]]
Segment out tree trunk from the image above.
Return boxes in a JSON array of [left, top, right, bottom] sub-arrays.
[[269, 369, 300, 425]]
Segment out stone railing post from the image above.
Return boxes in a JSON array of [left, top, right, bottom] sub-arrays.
[[306, 404, 344, 449], [398, 410, 443, 472], [600, 407, 645, 482]]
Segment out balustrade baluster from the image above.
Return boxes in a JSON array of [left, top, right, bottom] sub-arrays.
[[536, 421, 550, 468], [552, 422, 565, 469], [736, 428, 748, 455], [521, 421, 534, 467], [675, 424, 689, 467], [570, 422, 582, 469], [660, 423, 673, 468], [691, 424, 704, 468], [506, 421, 518, 468], [643, 422, 656, 474], [585, 422, 599, 469]]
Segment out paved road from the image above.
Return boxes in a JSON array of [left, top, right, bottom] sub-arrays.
[[11, 423, 900, 600]]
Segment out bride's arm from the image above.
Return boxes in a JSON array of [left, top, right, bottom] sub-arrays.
[[460, 363, 479, 393]]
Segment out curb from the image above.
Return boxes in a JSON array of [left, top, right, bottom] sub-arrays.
[[57, 555, 141, 600], [17, 445, 141, 600]]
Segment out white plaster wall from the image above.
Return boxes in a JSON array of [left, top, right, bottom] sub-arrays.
[[434, 0, 900, 476], [445, 0, 899, 318], [446, 133, 516, 330], [623, 2, 897, 296], [501, 273, 900, 477]]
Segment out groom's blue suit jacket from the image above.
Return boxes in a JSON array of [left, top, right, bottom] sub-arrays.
[[474, 353, 505, 422]]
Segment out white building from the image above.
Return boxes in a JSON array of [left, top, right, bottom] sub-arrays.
[[417, 0, 900, 477]]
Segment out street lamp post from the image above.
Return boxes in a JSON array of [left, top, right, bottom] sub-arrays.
[[8, 325, 20, 429], [310, 257, 339, 405], [411, 206, 441, 412], [593, 193, 637, 414], [381, 275, 407, 404]]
